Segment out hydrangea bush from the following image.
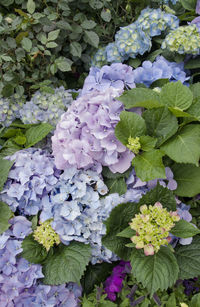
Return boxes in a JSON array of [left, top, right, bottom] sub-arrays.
[[1, 0, 200, 305]]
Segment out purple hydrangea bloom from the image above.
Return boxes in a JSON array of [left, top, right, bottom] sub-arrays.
[[183, 277, 200, 296], [81, 63, 135, 96], [0, 148, 60, 215], [104, 261, 131, 301], [52, 88, 134, 174], [132, 56, 189, 87], [0, 217, 44, 305], [196, 0, 200, 15], [191, 16, 200, 33]]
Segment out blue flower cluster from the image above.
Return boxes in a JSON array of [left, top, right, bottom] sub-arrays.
[[132, 56, 189, 87], [0, 95, 24, 127], [0, 148, 60, 215], [0, 216, 43, 305], [92, 7, 179, 67], [162, 0, 179, 4], [81, 63, 135, 96], [0, 216, 81, 307], [20, 87, 73, 126]]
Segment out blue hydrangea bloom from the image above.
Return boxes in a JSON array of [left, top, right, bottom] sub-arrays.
[[132, 56, 189, 87], [105, 43, 124, 63], [81, 63, 135, 96], [19, 87, 73, 126], [0, 148, 60, 215], [0, 95, 25, 127], [91, 47, 107, 68]]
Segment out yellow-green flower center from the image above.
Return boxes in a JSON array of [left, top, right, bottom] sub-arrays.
[[33, 220, 60, 251], [127, 136, 141, 154]]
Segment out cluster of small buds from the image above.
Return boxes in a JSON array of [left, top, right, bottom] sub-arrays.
[[0, 95, 24, 127], [162, 24, 200, 55], [130, 202, 180, 255], [19, 86, 73, 126], [126, 136, 141, 154], [92, 8, 179, 67], [33, 220, 60, 251]]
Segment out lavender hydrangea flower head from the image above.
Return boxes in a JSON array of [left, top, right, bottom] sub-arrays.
[[52, 88, 134, 174], [191, 16, 200, 33], [0, 148, 60, 215], [196, 0, 200, 15], [81, 63, 135, 96], [20, 86, 73, 126], [132, 56, 189, 87], [0, 216, 44, 305]]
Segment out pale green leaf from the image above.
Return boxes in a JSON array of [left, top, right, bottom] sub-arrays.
[[27, 0, 35, 14], [101, 9, 111, 22], [161, 125, 200, 166], [131, 246, 179, 296], [191, 293, 200, 307], [143, 107, 178, 147], [81, 20, 96, 29], [117, 226, 136, 238], [21, 37, 32, 52], [160, 81, 193, 110], [190, 82, 200, 99], [132, 150, 166, 182], [115, 111, 146, 146], [140, 135, 157, 151], [42, 242, 91, 285], [84, 30, 99, 48], [47, 29, 60, 41], [180, 0, 196, 10], [46, 42, 58, 48], [70, 42, 82, 58]]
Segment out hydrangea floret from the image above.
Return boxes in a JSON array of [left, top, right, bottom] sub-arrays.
[[19, 86, 73, 126], [129, 202, 180, 255], [33, 220, 60, 251], [162, 24, 200, 54], [0, 95, 24, 127], [126, 136, 141, 154]]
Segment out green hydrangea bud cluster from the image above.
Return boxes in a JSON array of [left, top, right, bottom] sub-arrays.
[[126, 136, 141, 154], [129, 202, 180, 256], [162, 24, 200, 55], [33, 220, 60, 251]]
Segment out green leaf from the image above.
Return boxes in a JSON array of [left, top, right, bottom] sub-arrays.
[[102, 202, 139, 259], [146, 49, 163, 62], [13, 135, 26, 145], [138, 184, 177, 211], [84, 31, 99, 48], [191, 293, 200, 307], [27, 0, 35, 14], [168, 107, 192, 118], [150, 78, 169, 89], [117, 226, 136, 238], [160, 125, 200, 166], [143, 107, 178, 147], [42, 242, 91, 285], [21, 234, 48, 264], [130, 246, 179, 296], [185, 57, 200, 69], [56, 57, 72, 72], [47, 29, 60, 41], [182, 98, 200, 125], [101, 9, 111, 22], [102, 167, 131, 180], [81, 20, 96, 29], [21, 37, 32, 52], [180, 0, 196, 10], [190, 82, 200, 99], [140, 135, 157, 151], [25, 123, 53, 148], [175, 237, 200, 279], [56, 20, 72, 31], [46, 42, 58, 48], [170, 219, 200, 238], [160, 81, 193, 111], [104, 177, 127, 195], [128, 58, 141, 68], [81, 262, 116, 294], [172, 163, 200, 197], [115, 111, 146, 146], [118, 88, 161, 109], [0, 201, 13, 235], [0, 157, 14, 191], [132, 150, 166, 182], [70, 42, 82, 58]]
